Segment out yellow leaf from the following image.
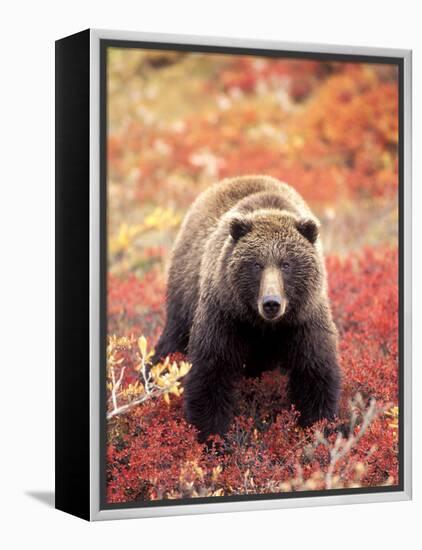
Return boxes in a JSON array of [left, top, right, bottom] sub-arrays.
[[178, 362, 192, 377], [169, 384, 180, 396], [163, 393, 170, 405], [138, 336, 147, 357], [146, 349, 155, 361]]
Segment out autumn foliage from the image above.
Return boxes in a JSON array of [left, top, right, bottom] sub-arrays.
[[106, 50, 399, 504]]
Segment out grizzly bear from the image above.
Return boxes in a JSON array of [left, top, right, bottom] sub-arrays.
[[154, 175, 341, 442]]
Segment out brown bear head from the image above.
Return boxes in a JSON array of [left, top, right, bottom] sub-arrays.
[[226, 210, 323, 324]]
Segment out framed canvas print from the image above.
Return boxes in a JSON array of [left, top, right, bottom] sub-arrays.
[[55, 29, 412, 521]]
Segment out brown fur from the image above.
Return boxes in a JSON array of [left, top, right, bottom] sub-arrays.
[[154, 176, 341, 442]]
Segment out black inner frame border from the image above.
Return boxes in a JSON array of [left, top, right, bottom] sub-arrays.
[[99, 38, 405, 511]]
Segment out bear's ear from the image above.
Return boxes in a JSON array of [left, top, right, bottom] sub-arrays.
[[296, 218, 319, 244], [229, 218, 252, 241]]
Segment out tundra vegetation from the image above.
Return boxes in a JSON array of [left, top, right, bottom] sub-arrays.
[[106, 50, 399, 503]]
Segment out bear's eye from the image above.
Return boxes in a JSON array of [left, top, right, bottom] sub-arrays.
[[281, 261, 290, 271], [254, 262, 263, 271]]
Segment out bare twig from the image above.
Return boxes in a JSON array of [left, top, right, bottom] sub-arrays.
[[106, 382, 183, 420], [110, 364, 126, 412], [106, 335, 191, 420], [325, 396, 383, 489], [107, 393, 152, 420]]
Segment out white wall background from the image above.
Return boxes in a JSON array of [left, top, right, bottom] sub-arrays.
[[0, 1, 419, 548]]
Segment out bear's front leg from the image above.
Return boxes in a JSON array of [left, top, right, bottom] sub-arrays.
[[286, 319, 341, 427], [183, 358, 237, 442], [183, 310, 243, 442]]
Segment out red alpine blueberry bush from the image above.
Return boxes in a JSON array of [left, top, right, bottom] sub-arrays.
[[106, 247, 399, 503]]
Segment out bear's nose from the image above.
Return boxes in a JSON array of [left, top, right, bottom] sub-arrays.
[[262, 295, 281, 317]]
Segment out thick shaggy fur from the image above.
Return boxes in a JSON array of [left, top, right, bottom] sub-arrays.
[[154, 176, 341, 442]]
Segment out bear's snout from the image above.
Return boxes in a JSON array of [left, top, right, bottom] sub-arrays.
[[262, 295, 282, 318], [258, 266, 286, 321]]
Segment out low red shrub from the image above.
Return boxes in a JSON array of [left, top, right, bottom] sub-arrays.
[[106, 246, 399, 503]]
